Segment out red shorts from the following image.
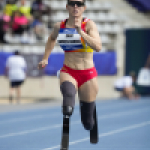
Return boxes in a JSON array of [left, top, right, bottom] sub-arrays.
[[60, 65, 98, 88]]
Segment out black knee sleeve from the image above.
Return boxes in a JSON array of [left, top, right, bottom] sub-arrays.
[[60, 81, 76, 116], [80, 101, 95, 130]]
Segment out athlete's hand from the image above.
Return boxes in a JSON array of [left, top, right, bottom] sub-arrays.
[[38, 60, 48, 69], [74, 17, 82, 34]]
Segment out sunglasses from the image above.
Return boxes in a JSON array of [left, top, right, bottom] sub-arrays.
[[68, 1, 85, 7]]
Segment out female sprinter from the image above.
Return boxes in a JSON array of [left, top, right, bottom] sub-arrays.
[[38, 0, 101, 148]]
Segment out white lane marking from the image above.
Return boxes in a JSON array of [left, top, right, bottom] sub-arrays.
[[0, 122, 79, 139], [0, 106, 146, 125], [0, 100, 149, 124], [0, 107, 149, 139], [42, 121, 150, 150], [0, 114, 59, 125]]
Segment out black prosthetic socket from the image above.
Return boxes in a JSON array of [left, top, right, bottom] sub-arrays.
[[62, 106, 74, 116], [60, 81, 76, 116], [80, 101, 96, 130]]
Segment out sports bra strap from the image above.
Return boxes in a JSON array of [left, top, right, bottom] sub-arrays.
[[60, 18, 90, 32], [60, 19, 66, 28]]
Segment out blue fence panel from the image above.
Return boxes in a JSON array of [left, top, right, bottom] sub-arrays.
[[0, 51, 13, 75], [0, 51, 117, 76], [45, 51, 117, 76]]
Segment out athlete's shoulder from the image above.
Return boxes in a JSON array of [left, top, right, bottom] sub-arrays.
[[53, 22, 61, 30], [86, 19, 98, 32], [53, 19, 66, 29], [50, 22, 61, 40], [86, 19, 96, 27]]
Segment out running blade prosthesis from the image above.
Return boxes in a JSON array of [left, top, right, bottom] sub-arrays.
[[60, 107, 98, 150], [90, 106, 99, 144], [60, 116, 70, 150]]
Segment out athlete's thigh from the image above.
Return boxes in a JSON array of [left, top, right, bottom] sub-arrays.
[[78, 77, 99, 102], [60, 72, 78, 90]]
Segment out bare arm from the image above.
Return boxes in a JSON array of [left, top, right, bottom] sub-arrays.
[[38, 22, 60, 69], [80, 20, 102, 52], [42, 22, 60, 60]]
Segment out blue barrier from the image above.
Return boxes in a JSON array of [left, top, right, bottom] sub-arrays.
[[0, 51, 117, 76], [0, 52, 13, 75]]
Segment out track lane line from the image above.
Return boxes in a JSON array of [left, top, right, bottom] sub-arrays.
[[0, 100, 149, 124], [0, 107, 149, 139], [42, 121, 150, 150]]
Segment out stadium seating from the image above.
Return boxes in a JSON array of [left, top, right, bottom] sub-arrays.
[[0, 0, 123, 53], [0, 0, 149, 53]]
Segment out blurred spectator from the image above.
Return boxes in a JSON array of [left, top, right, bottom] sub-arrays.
[[114, 72, 140, 100], [31, 0, 52, 29], [136, 53, 150, 88], [5, 50, 27, 104], [30, 0, 51, 17], [17, 0, 33, 22], [0, 19, 7, 43], [30, 14, 46, 41], [6, 0, 18, 4], [11, 10, 29, 42], [0, 14, 10, 43], [3, 0, 18, 17]]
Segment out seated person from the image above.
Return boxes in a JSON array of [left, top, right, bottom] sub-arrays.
[[17, 0, 33, 22], [0, 14, 11, 43], [11, 10, 29, 36], [30, 15, 46, 41], [30, 0, 51, 17], [3, 0, 18, 17], [114, 72, 140, 99]]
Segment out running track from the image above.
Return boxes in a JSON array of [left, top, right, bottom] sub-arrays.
[[0, 97, 150, 150]]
